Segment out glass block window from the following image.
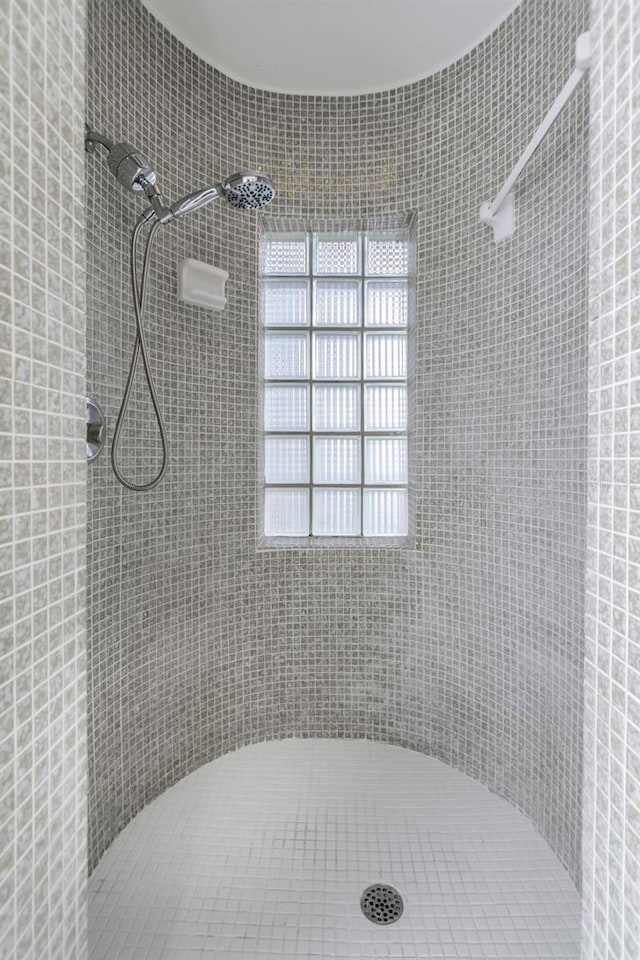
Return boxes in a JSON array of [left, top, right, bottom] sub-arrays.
[[261, 229, 409, 539]]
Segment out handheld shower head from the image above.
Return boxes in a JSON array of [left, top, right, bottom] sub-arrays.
[[221, 173, 276, 209], [142, 174, 275, 223]]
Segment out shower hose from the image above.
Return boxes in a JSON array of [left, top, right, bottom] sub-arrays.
[[110, 217, 169, 491]]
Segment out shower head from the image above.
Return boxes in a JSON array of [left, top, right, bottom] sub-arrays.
[[86, 126, 276, 221], [164, 174, 275, 222], [221, 173, 276, 210], [161, 174, 275, 222]]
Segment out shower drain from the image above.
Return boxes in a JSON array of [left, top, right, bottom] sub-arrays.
[[360, 884, 404, 924]]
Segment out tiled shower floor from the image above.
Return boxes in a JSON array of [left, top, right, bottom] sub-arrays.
[[88, 740, 580, 960]]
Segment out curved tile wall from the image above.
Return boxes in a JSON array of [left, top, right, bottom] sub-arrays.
[[86, 0, 588, 882]]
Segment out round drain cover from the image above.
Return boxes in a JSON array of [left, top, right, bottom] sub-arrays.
[[360, 884, 404, 924]]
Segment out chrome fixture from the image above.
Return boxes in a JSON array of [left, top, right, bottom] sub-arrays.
[[221, 173, 276, 210], [85, 127, 172, 224], [85, 125, 275, 226], [164, 175, 276, 220], [85, 125, 275, 491], [86, 396, 106, 463], [360, 885, 404, 925]]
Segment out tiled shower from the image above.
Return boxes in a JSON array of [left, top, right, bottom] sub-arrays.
[[86, 0, 588, 878], [3, 0, 639, 956]]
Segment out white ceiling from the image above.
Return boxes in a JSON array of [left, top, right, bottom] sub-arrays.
[[142, 0, 522, 96]]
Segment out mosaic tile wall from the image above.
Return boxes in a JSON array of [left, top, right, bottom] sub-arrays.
[[582, 1, 640, 957], [1, 1, 87, 958], [86, 0, 588, 884]]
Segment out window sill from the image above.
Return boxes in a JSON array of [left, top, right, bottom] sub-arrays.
[[257, 535, 413, 551]]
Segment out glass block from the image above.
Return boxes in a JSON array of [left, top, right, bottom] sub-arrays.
[[363, 488, 408, 536], [364, 437, 407, 483], [264, 436, 309, 484], [365, 281, 408, 326], [314, 280, 360, 326], [262, 280, 310, 326], [262, 233, 308, 275], [313, 385, 360, 432], [312, 488, 361, 536], [365, 232, 409, 275], [314, 233, 359, 274], [364, 385, 407, 431], [264, 488, 309, 536], [313, 436, 360, 484], [264, 384, 309, 431], [364, 333, 406, 379], [313, 333, 359, 380], [264, 332, 308, 379]]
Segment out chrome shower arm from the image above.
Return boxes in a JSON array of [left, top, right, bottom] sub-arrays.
[[85, 126, 115, 154]]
